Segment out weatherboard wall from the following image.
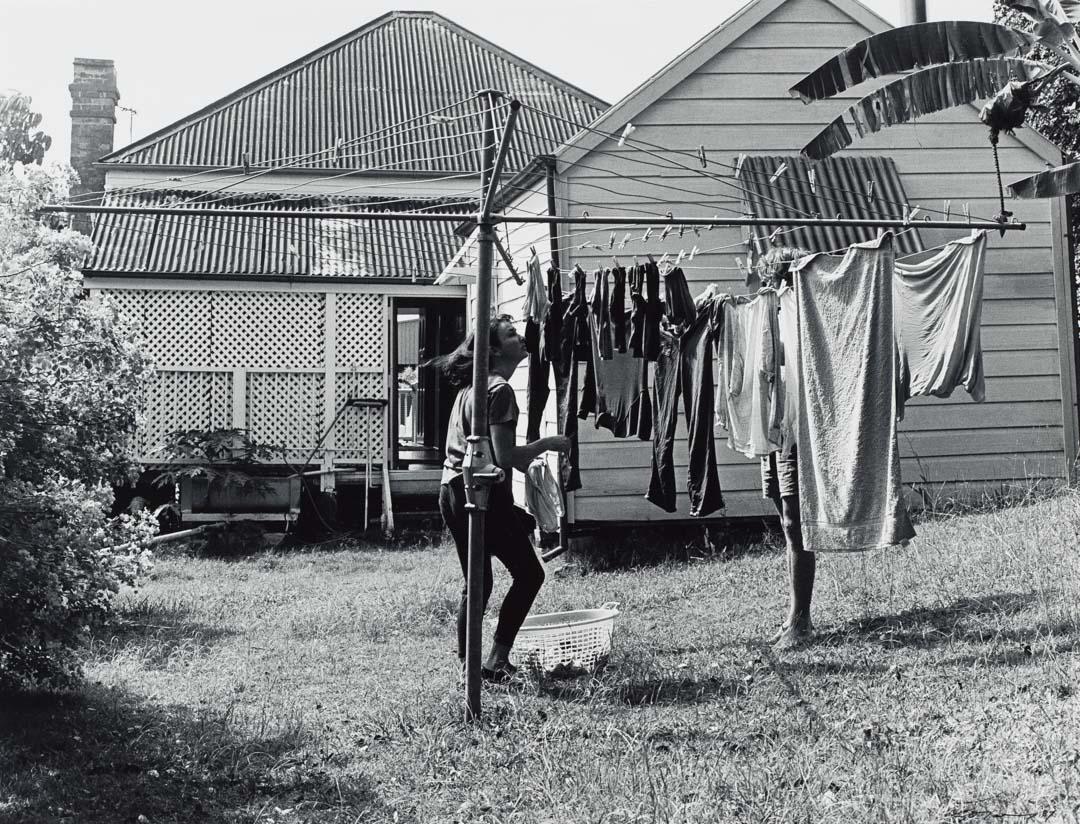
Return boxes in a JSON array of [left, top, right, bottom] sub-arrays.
[[495, 0, 1078, 524]]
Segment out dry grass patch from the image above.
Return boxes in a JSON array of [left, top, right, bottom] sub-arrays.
[[2, 491, 1079, 822]]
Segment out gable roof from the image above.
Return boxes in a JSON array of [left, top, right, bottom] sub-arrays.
[[102, 11, 607, 175], [85, 190, 471, 282], [551, 0, 1060, 171]]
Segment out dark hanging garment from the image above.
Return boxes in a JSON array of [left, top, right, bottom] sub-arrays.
[[628, 264, 646, 358], [539, 267, 563, 367], [589, 268, 614, 361], [643, 261, 662, 362], [630, 358, 652, 441], [611, 266, 627, 353], [645, 307, 724, 517], [664, 266, 696, 328]]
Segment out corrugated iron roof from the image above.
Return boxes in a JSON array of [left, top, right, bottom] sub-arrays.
[[101, 12, 606, 174], [736, 155, 923, 257], [84, 190, 471, 281]]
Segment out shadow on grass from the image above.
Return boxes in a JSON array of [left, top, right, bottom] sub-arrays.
[[93, 600, 237, 670], [533, 670, 747, 706], [815, 592, 1080, 664], [0, 682, 388, 824]]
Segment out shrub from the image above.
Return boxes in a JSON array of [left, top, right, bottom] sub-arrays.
[[0, 478, 156, 690]]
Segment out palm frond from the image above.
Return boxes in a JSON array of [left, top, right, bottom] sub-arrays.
[[1008, 159, 1080, 197], [789, 22, 1039, 103], [800, 59, 1050, 160]]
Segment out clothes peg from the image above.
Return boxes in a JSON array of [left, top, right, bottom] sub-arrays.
[[675, 249, 685, 266], [618, 123, 636, 147], [908, 205, 922, 222], [430, 114, 454, 124], [903, 206, 910, 225], [658, 253, 670, 269], [865, 179, 875, 203], [689, 245, 699, 262], [709, 215, 719, 231], [963, 202, 971, 225], [334, 137, 345, 161], [692, 225, 700, 237], [619, 232, 632, 249], [698, 145, 708, 168], [769, 162, 788, 184], [733, 153, 747, 180], [943, 200, 951, 221], [645, 254, 655, 265], [612, 255, 620, 268], [808, 167, 817, 194], [678, 224, 686, 239], [242, 152, 251, 175], [768, 227, 781, 245], [582, 210, 590, 219], [659, 212, 674, 242], [609, 231, 617, 250], [529, 245, 538, 258], [642, 227, 653, 243]]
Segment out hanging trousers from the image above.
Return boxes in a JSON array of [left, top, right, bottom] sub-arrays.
[[629, 264, 646, 358], [526, 268, 571, 444], [611, 266, 627, 353], [645, 310, 724, 517], [643, 261, 662, 361]]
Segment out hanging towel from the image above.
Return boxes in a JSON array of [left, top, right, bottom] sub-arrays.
[[791, 233, 915, 552], [894, 231, 988, 415], [525, 457, 564, 533], [776, 284, 799, 458], [715, 292, 783, 458]]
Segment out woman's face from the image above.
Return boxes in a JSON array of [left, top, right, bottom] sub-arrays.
[[492, 320, 527, 366]]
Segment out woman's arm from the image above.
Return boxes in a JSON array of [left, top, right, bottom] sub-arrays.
[[490, 423, 570, 475]]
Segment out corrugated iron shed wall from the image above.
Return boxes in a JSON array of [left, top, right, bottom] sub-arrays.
[[101, 12, 605, 174], [737, 155, 924, 256]]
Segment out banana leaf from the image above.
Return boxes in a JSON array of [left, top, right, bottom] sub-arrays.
[[1005, 0, 1080, 25], [1008, 159, 1080, 197], [789, 22, 1038, 103], [800, 59, 1050, 160]]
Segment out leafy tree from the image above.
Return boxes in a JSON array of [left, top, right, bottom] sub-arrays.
[[0, 92, 52, 166], [0, 110, 157, 690]]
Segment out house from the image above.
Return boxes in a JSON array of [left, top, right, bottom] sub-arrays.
[[68, 13, 606, 525], [482, 0, 1080, 525]]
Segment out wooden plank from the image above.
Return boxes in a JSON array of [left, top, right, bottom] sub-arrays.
[[982, 274, 1054, 300], [899, 452, 1065, 483], [897, 427, 1062, 458], [900, 400, 1060, 430], [766, 0, 860, 23], [984, 349, 1060, 377], [718, 21, 872, 49], [981, 299, 1056, 326], [982, 324, 1058, 351], [698, 46, 865, 74]]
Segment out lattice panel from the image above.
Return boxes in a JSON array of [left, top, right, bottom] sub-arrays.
[[245, 371, 325, 456], [335, 293, 384, 371], [211, 292, 325, 369], [334, 371, 386, 462], [138, 370, 232, 459], [102, 289, 213, 367]]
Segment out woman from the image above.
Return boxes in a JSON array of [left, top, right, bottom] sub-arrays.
[[432, 314, 570, 681]]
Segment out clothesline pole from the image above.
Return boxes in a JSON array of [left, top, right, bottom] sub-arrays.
[[545, 157, 571, 560], [37, 204, 1029, 233], [462, 93, 520, 723]]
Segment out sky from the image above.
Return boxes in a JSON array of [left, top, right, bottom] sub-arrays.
[[1, 0, 995, 164]]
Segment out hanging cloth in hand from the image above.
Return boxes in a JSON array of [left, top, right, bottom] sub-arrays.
[[524, 456, 564, 533], [893, 231, 988, 416], [791, 233, 915, 552]]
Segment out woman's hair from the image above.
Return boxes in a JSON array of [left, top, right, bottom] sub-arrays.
[[425, 314, 513, 387]]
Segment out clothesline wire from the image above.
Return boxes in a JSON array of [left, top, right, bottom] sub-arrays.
[[64, 96, 490, 205], [513, 102, 1002, 225], [171, 96, 497, 206], [516, 103, 822, 222]]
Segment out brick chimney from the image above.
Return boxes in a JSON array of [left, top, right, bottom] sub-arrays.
[[69, 58, 119, 233]]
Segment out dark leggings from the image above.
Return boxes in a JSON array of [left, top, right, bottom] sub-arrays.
[[438, 476, 545, 658]]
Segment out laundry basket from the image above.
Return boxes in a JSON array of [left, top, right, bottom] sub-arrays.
[[511, 602, 620, 676]]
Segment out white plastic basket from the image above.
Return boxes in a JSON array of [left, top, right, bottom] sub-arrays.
[[512, 602, 621, 676]]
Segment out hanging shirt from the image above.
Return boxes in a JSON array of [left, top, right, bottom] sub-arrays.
[[587, 314, 648, 438], [893, 231, 988, 416], [715, 292, 783, 459], [791, 233, 915, 552]]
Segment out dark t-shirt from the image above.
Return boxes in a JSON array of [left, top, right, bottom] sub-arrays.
[[441, 375, 519, 484]]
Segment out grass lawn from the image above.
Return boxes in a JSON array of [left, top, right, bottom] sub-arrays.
[[3, 492, 1080, 823]]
